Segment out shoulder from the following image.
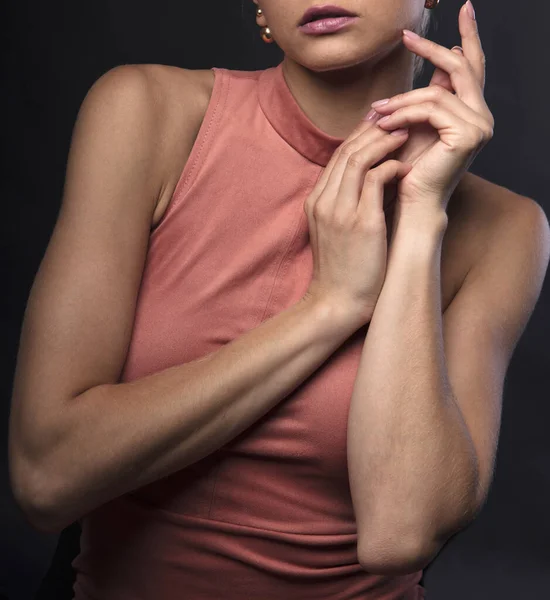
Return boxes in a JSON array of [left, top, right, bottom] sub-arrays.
[[449, 171, 549, 277], [89, 63, 214, 118], [452, 171, 547, 237], [85, 64, 215, 227], [138, 64, 216, 227]]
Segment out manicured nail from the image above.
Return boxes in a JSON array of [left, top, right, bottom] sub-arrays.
[[466, 0, 476, 20], [403, 29, 421, 40], [377, 115, 391, 124], [390, 128, 409, 136], [372, 98, 390, 108], [363, 108, 378, 120]]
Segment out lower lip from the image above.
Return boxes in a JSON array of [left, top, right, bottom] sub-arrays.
[[298, 16, 358, 35]]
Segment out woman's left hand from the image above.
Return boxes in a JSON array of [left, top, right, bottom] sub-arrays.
[[372, 1, 494, 216]]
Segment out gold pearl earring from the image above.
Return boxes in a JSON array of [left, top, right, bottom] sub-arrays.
[[257, 7, 274, 43]]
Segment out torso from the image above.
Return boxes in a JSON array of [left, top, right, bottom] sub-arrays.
[[149, 65, 522, 316]]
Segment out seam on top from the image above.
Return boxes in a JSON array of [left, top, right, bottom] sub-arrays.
[[177, 67, 230, 199], [137, 504, 358, 537], [257, 168, 321, 324], [152, 67, 230, 233]]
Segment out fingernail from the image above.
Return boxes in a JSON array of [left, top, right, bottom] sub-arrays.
[[372, 98, 390, 108], [403, 29, 420, 40], [390, 128, 409, 136], [452, 45, 464, 54], [362, 108, 378, 121], [466, 0, 476, 20]]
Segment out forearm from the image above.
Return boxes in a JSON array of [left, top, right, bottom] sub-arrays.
[[348, 213, 479, 564], [22, 296, 358, 532]]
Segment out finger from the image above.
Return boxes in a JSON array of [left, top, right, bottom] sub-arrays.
[[429, 46, 465, 93], [309, 111, 385, 202], [375, 102, 492, 149], [357, 160, 412, 221], [402, 26, 485, 114], [371, 84, 490, 131], [312, 120, 389, 206], [458, 1, 486, 91], [305, 117, 385, 255], [327, 130, 410, 214]]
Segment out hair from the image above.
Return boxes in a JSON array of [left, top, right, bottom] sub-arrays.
[[413, 9, 434, 83]]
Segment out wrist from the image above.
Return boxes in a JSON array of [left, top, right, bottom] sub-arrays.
[[392, 200, 448, 239], [299, 292, 369, 336]]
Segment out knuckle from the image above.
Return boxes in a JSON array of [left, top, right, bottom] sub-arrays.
[[339, 145, 356, 160], [373, 160, 396, 177], [430, 85, 446, 100], [455, 52, 468, 68], [385, 159, 401, 169], [483, 125, 494, 141], [312, 202, 329, 221], [450, 55, 467, 76], [424, 100, 437, 113], [473, 126, 486, 145], [464, 125, 484, 147], [336, 144, 350, 157], [340, 141, 362, 156], [364, 169, 381, 185], [346, 152, 364, 169]]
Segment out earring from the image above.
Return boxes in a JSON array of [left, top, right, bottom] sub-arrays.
[[260, 26, 274, 43], [424, 0, 439, 8], [257, 7, 274, 43]]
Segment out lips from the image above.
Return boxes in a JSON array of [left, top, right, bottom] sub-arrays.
[[298, 4, 358, 27]]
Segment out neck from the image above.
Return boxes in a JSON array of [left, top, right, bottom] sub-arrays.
[[281, 45, 415, 140]]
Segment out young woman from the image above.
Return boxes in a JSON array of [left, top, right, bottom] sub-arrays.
[[10, 1, 549, 599]]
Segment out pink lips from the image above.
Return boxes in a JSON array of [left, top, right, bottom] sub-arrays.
[[298, 16, 358, 35], [298, 4, 358, 27]]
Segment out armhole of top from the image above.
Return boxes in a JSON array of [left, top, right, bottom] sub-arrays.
[[152, 66, 229, 232]]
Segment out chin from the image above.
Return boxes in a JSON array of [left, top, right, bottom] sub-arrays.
[[289, 36, 399, 75], [289, 45, 372, 70]]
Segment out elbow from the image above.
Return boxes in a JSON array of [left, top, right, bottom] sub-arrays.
[[358, 534, 438, 576], [9, 459, 69, 534]]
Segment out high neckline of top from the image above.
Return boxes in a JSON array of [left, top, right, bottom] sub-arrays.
[[258, 62, 348, 167]]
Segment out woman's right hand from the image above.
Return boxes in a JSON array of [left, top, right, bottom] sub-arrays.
[[302, 114, 412, 328]]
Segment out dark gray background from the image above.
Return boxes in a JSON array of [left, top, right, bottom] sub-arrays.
[[2, 0, 549, 598]]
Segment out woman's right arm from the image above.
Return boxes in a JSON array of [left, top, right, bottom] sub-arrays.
[[8, 65, 360, 535]]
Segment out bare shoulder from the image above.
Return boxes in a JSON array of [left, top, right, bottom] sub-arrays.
[[451, 171, 543, 219], [137, 64, 215, 227], [447, 171, 550, 279], [100, 63, 215, 228]]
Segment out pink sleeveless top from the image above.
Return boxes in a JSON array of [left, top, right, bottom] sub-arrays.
[[71, 61, 425, 600]]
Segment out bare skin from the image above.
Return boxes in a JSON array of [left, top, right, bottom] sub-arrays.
[[253, 0, 427, 138], [156, 66, 522, 315], [9, 3, 529, 538]]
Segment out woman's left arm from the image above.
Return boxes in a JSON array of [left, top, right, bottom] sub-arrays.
[[348, 1, 550, 575], [349, 196, 549, 576]]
